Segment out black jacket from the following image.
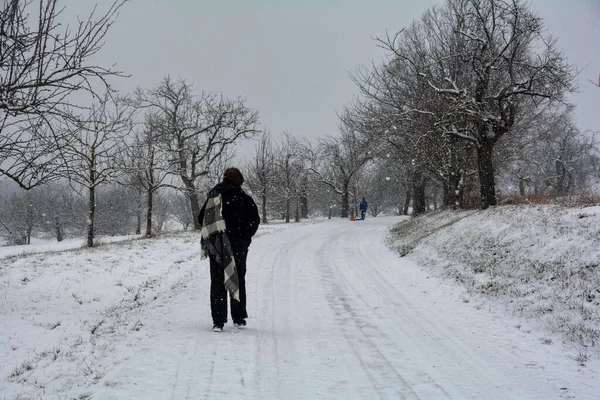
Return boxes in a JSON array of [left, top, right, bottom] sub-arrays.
[[199, 182, 260, 248]]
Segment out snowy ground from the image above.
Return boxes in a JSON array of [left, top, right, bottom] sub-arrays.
[[0, 235, 143, 259], [1, 215, 600, 399], [391, 205, 600, 362]]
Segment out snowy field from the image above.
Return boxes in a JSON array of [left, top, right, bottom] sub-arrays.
[[1, 214, 600, 399]]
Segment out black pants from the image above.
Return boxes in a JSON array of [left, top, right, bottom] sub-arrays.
[[210, 244, 248, 325], [361, 211, 366, 219]]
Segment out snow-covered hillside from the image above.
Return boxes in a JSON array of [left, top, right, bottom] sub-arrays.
[[391, 205, 600, 363], [1, 213, 599, 399]]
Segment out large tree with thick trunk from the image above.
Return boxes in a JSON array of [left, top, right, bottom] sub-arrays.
[[353, 0, 575, 210]]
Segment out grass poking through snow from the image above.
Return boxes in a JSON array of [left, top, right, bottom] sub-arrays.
[[390, 204, 600, 360]]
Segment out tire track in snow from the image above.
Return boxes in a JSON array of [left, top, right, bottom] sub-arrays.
[[254, 224, 364, 398], [343, 229, 496, 396], [313, 227, 426, 400], [326, 220, 575, 400], [324, 222, 515, 399], [252, 243, 290, 398], [347, 226, 525, 398]]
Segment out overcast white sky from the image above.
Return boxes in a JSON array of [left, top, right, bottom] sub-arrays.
[[66, 0, 600, 156]]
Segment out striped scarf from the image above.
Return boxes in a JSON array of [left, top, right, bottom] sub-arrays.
[[200, 193, 240, 302]]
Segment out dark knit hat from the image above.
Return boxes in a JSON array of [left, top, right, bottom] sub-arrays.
[[223, 167, 244, 186]]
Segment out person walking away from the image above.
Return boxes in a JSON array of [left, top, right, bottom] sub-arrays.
[[199, 168, 260, 332], [359, 197, 368, 220]]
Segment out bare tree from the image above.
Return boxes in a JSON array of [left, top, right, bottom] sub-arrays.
[[358, 162, 401, 217], [57, 93, 133, 247], [272, 133, 305, 223], [0, 188, 39, 244], [496, 104, 598, 198], [170, 191, 193, 230], [309, 123, 373, 218], [95, 184, 138, 235], [122, 113, 171, 237], [418, 0, 574, 208], [0, 0, 128, 189], [349, 29, 470, 214], [533, 123, 597, 198], [150, 192, 170, 234], [246, 131, 275, 223], [135, 77, 259, 230], [36, 181, 85, 241], [360, 0, 576, 210]]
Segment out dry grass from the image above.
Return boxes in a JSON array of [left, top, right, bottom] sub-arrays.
[[390, 205, 600, 360], [498, 194, 600, 207]]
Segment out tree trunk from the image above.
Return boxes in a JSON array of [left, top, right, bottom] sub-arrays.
[[519, 179, 526, 196], [555, 160, 568, 197], [300, 193, 308, 219], [412, 171, 427, 216], [445, 136, 461, 209], [87, 185, 95, 248], [261, 192, 268, 224], [145, 189, 153, 238], [54, 220, 63, 242], [476, 140, 497, 209], [402, 190, 411, 216], [295, 197, 300, 222], [189, 190, 201, 230], [455, 169, 465, 210], [443, 173, 460, 209], [412, 185, 426, 216], [135, 190, 142, 235], [340, 180, 350, 218], [182, 177, 201, 230], [26, 202, 33, 244], [285, 197, 290, 223], [442, 183, 452, 208]]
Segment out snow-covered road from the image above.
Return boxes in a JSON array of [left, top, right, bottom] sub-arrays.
[[2, 217, 599, 399], [93, 217, 596, 399]]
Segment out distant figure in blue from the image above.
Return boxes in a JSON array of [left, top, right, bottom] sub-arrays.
[[359, 197, 368, 220]]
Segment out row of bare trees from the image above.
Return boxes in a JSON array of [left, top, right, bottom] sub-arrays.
[[244, 127, 383, 221], [245, 133, 310, 223], [2, 0, 598, 246], [343, 0, 598, 212], [0, 180, 182, 245], [0, 1, 260, 246], [0, 77, 260, 247]]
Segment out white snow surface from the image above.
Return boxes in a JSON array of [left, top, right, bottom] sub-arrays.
[[391, 205, 600, 360], [1, 216, 599, 399]]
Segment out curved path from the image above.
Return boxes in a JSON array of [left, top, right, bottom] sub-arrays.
[[94, 217, 593, 399]]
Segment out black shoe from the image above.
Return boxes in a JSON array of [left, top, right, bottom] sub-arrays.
[[233, 319, 246, 328], [212, 323, 224, 332]]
